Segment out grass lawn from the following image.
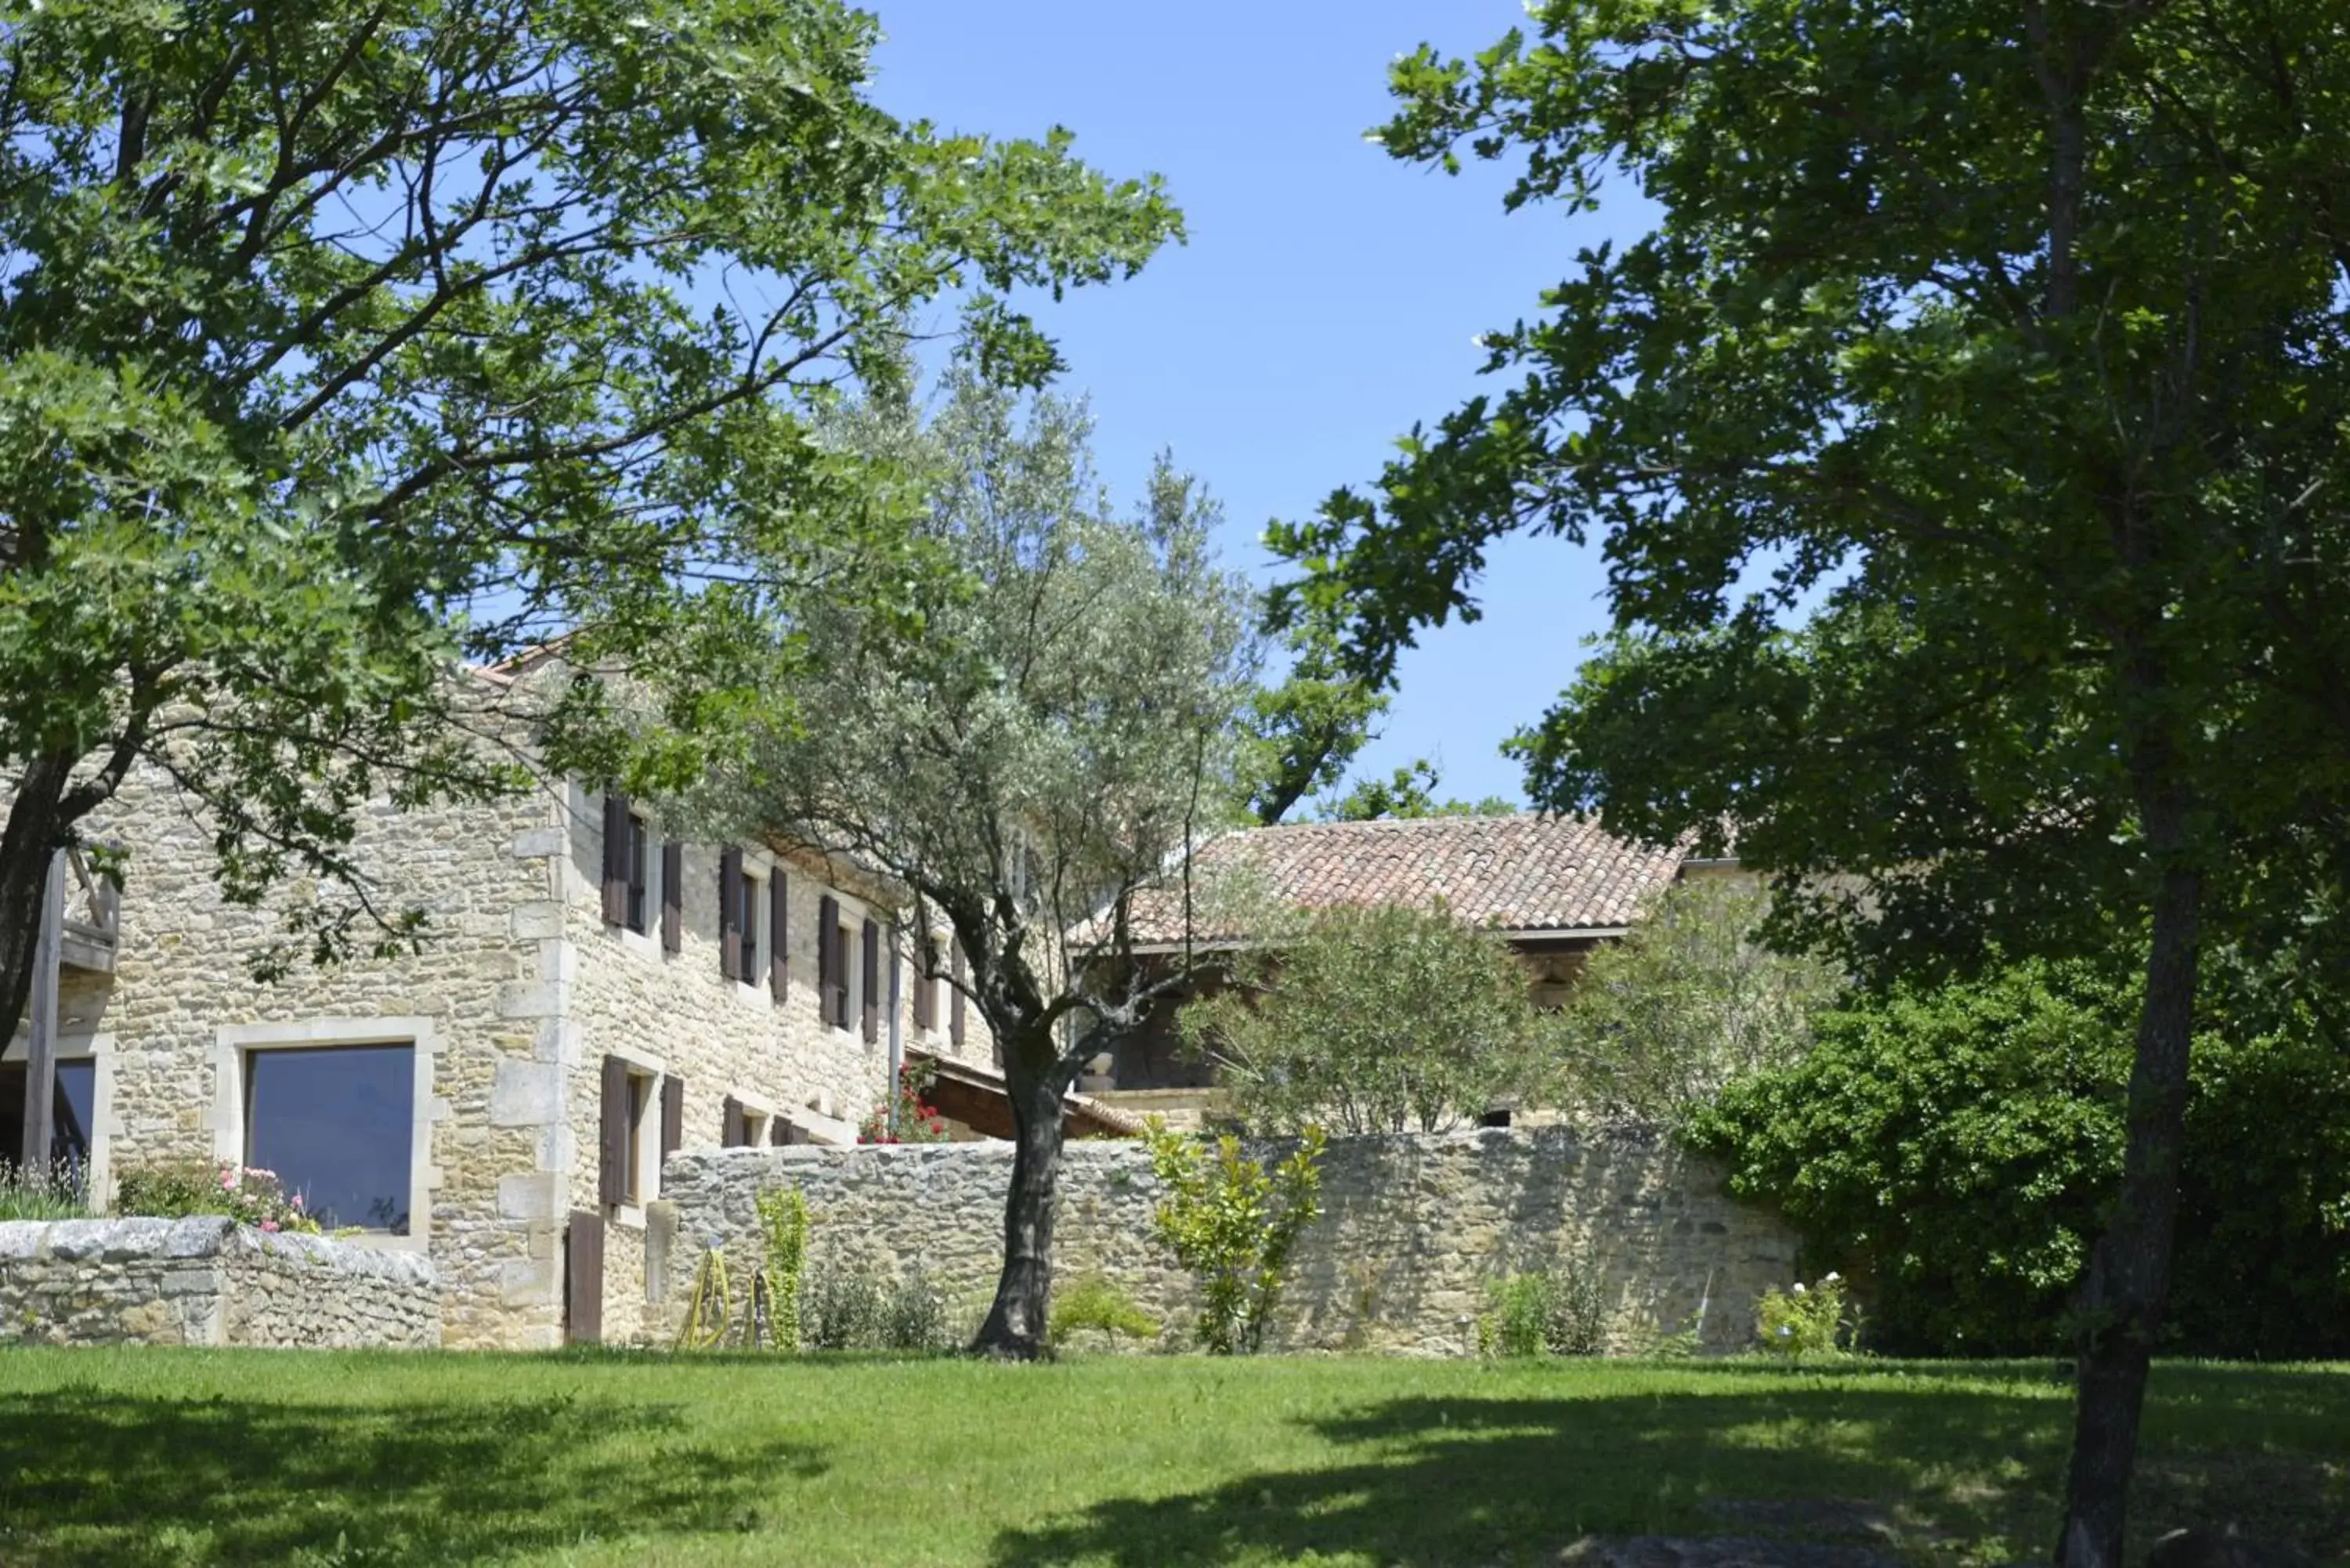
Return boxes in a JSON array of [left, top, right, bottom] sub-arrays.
[[0, 1351, 2342, 1568]]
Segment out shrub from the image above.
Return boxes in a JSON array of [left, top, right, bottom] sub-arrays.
[[801, 1260, 956, 1353], [1144, 1122, 1325, 1354], [1049, 1276, 1159, 1349], [0, 1162, 90, 1222], [1478, 1263, 1605, 1358], [858, 1060, 951, 1145], [1690, 956, 2350, 1357], [1177, 901, 1559, 1135], [1755, 1274, 1858, 1359], [114, 1160, 320, 1234], [755, 1187, 812, 1352]]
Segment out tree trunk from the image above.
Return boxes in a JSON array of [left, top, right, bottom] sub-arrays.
[[972, 1054, 1070, 1359], [0, 753, 78, 1050], [2055, 797, 2202, 1568]]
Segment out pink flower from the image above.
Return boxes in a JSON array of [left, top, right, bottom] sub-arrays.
[[259, 1219, 280, 1233], [290, 1194, 304, 1209], [220, 1169, 240, 1190]]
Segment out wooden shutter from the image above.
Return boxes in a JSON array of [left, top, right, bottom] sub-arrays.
[[769, 873, 790, 1002], [721, 1094, 744, 1147], [768, 1116, 789, 1147], [861, 918, 880, 1043], [817, 894, 840, 1025], [949, 941, 967, 1047], [912, 938, 935, 1031], [566, 1210, 605, 1345], [660, 1075, 684, 1160], [661, 840, 684, 952], [718, 846, 743, 981], [598, 1054, 630, 1208], [600, 793, 629, 927]]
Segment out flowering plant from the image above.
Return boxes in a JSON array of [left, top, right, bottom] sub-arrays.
[[114, 1159, 322, 1234], [1755, 1272, 1859, 1358], [858, 1060, 951, 1144]]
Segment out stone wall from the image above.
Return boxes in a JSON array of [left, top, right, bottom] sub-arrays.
[[655, 1127, 1798, 1355], [0, 1217, 439, 1349]]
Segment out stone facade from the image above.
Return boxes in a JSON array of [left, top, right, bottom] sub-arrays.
[[9, 757, 992, 1351], [0, 1217, 439, 1349], [655, 1126, 1799, 1355]]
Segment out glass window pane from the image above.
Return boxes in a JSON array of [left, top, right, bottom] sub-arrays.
[[246, 1045, 414, 1234], [1, 1061, 96, 1175]]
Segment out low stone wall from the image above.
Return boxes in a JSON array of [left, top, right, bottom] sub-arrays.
[[656, 1127, 1798, 1355], [0, 1218, 441, 1349]]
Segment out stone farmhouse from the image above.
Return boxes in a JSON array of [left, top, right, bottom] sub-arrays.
[[0, 748, 1055, 1349], [1089, 812, 1733, 1107]]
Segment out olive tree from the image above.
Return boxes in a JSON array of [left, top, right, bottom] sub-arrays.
[[724, 374, 1255, 1358]]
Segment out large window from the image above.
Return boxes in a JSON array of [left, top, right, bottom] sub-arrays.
[[1, 1058, 95, 1175], [244, 1044, 415, 1233]]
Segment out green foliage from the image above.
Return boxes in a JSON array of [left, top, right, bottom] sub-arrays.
[[113, 1161, 320, 1234], [858, 1060, 950, 1146], [0, 0, 1179, 1039], [801, 1261, 956, 1353], [1553, 879, 1842, 1127], [1692, 959, 2350, 1357], [1047, 1276, 1159, 1350], [1314, 759, 1515, 822], [1239, 601, 1392, 827], [1144, 1122, 1326, 1355], [0, 1163, 89, 1221], [756, 1187, 812, 1354], [1754, 1276, 1859, 1361], [1179, 901, 1556, 1136], [1477, 1264, 1604, 1358]]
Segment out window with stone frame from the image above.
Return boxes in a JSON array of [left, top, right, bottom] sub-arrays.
[[244, 1043, 415, 1233]]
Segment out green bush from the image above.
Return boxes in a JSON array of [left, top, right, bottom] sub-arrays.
[[114, 1160, 320, 1234], [801, 1260, 955, 1353], [1691, 957, 2350, 1357], [1049, 1276, 1159, 1349], [1478, 1264, 1604, 1358], [1754, 1274, 1858, 1359], [1144, 1122, 1325, 1354], [755, 1187, 811, 1352]]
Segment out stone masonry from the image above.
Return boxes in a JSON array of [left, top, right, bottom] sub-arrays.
[[16, 745, 993, 1351], [656, 1126, 1799, 1355], [0, 1217, 439, 1349]]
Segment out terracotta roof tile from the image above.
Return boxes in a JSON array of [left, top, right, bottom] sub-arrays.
[[1126, 815, 1685, 945]]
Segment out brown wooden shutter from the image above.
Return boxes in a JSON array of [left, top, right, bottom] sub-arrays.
[[912, 938, 935, 1031], [598, 1054, 630, 1208], [661, 840, 684, 952], [566, 1209, 605, 1345], [861, 918, 880, 1043], [721, 1094, 744, 1147], [949, 941, 967, 1047], [768, 1116, 789, 1147], [817, 894, 840, 1025], [660, 1075, 684, 1160], [600, 793, 629, 927], [718, 846, 743, 981], [769, 873, 790, 1002]]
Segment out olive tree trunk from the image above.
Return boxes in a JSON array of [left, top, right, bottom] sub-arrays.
[[972, 1055, 1073, 1359], [0, 753, 79, 1051]]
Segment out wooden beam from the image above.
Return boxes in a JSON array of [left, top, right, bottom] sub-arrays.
[[20, 849, 64, 1173]]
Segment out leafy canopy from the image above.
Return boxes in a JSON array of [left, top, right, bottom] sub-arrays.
[[0, 0, 1177, 1024], [1179, 899, 1557, 1136]]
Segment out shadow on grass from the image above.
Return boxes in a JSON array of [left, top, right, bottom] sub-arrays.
[[989, 1365, 2350, 1568], [0, 1381, 826, 1567]]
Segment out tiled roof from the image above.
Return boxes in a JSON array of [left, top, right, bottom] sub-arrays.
[[1123, 815, 1686, 945]]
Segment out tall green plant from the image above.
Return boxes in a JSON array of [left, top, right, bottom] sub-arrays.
[[756, 1187, 812, 1354], [1178, 901, 1555, 1136], [1144, 1122, 1326, 1355]]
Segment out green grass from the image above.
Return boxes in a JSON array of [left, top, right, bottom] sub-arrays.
[[0, 1351, 2341, 1567]]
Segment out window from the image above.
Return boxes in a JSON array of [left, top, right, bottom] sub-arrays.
[[244, 1044, 415, 1233], [624, 1070, 653, 1205], [836, 921, 855, 1031], [736, 870, 759, 984], [1, 1058, 95, 1176], [625, 813, 650, 934], [718, 847, 759, 984]]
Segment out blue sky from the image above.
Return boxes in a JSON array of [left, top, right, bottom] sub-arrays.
[[866, 1, 1655, 811]]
